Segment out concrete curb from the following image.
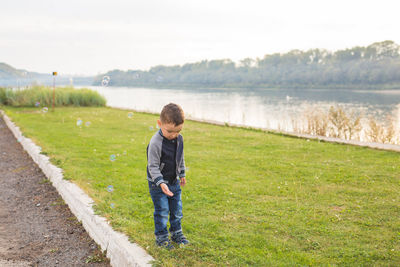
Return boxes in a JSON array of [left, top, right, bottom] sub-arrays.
[[110, 105, 400, 153], [0, 110, 154, 267]]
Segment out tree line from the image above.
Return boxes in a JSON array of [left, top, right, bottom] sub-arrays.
[[94, 40, 400, 89]]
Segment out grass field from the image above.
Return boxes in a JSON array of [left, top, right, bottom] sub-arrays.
[[2, 106, 399, 266]]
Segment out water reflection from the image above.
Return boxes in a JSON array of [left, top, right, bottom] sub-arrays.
[[87, 86, 400, 132]]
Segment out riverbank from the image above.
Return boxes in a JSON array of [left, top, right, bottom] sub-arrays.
[[1, 106, 399, 266]]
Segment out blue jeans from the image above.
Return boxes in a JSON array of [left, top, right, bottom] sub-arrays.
[[148, 179, 183, 239]]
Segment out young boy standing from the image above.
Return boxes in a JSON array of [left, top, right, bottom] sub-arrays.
[[146, 103, 189, 249]]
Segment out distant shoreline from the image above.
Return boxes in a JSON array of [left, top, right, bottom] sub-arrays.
[[89, 83, 400, 91]]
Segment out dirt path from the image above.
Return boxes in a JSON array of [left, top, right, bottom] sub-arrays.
[[0, 116, 110, 267]]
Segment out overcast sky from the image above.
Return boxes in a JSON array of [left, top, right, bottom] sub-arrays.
[[1, 0, 399, 75]]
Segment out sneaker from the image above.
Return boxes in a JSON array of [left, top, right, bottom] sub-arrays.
[[171, 231, 190, 246], [156, 238, 174, 250]]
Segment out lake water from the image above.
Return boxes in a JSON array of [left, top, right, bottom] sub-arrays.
[[85, 86, 400, 135]]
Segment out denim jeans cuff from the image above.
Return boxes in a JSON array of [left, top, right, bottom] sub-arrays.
[[170, 229, 183, 236], [156, 234, 169, 241]]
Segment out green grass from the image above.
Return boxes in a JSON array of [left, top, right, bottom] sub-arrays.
[[0, 86, 106, 107], [2, 106, 399, 266]]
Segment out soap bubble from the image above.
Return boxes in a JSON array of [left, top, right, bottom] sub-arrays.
[[85, 121, 91, 127], [127, 112, 133, 118], [102, 76, 110, 86], [107, 185, 114, 193], [42, 107, 48, 113], [149, 126, 154, 131], [35, 102, 40, 107], [76, 119, 83, 126], [156, 124, 159, 129], [110, 203, 115, 209], [110, 154, 116, 162]]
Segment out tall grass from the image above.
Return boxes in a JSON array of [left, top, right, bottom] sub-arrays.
[[300, 105, 400, 144], [0, 86, 106, 107]]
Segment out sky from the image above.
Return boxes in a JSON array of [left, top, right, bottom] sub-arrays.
[[1, 0, 399, 75]]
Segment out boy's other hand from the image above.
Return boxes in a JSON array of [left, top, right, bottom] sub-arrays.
[[180, 177, 186, 187], [160, 183, 174, 197]]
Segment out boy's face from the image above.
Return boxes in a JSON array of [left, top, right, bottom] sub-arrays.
[[157, 119, 183, 140]]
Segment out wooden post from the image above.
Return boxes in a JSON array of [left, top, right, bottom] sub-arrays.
[[52, 72, 57, 111]]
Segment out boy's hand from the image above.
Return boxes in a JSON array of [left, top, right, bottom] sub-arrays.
[[180, 177, 186, 187], [160, 183, 174, 197]]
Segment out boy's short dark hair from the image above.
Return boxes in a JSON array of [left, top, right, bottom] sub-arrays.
[[160, 103, 185, 126]]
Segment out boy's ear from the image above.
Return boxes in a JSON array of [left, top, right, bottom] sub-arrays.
[[157, 119, 162, 127]]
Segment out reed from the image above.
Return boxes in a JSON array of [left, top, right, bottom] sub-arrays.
[[300, 105, 399, 144], [366, 115, 397, 144], [304, 107, 329, 136], [0, 86, 106, 107], [345, 110, 362, 140]]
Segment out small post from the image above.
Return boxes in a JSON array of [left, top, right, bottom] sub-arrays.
[[52, 71, 57, 111]]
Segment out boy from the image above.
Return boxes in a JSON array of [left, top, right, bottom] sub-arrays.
[[146, 103, 189, 249]]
